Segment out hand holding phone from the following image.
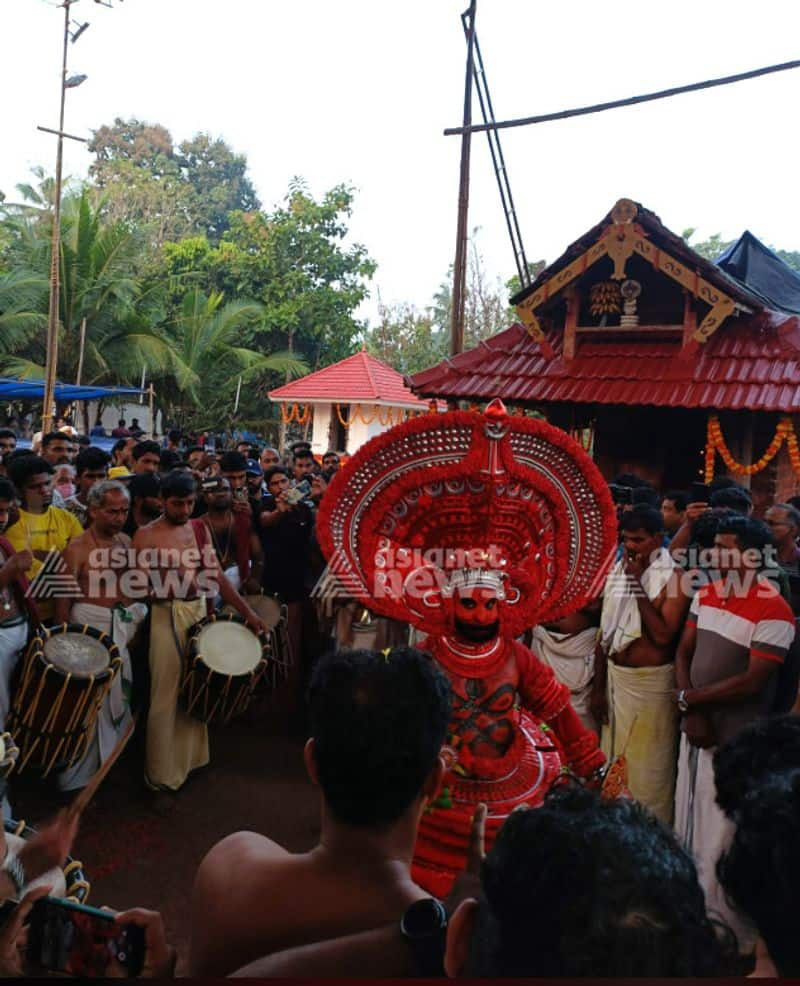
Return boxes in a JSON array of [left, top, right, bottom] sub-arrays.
[[27, 897, 146, 978]]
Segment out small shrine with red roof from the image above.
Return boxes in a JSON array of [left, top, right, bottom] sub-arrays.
[[409, 199, 800, 512], [269, 348, 434, 457]]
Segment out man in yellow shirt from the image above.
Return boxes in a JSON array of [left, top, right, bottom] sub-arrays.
[[5, 455, 83, 619]]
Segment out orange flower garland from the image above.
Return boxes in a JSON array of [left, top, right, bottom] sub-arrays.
[[705, 414, 799, 482], [280, 402, 312, 426]]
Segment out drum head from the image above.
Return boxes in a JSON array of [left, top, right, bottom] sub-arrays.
[[43, 633, 110, 677], [196, 621, 262, 675], [243, 594, 282, 629]]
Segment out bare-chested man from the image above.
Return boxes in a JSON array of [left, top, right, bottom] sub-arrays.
[[190, 647, 450, 978], [591, 505, 690, 823], [55, 480, 145, 791], [132, 470, 270, 792]]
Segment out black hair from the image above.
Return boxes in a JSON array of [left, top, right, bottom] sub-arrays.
[[41, 430, 70, 448], [0, 429, 16, 442], [662, 490, 688, 512], [631, 486, 660, 508], [689, 507, 732, 550], [186, 445, 204, 458], [307, 647, 451, 828], [473, 785, 732, 977], [117, 419, 126, 427], [132, 440, 161, 460], [709, 475, 738, 493], [75, 447, 110, 475], [717, 768, 800, 977], [0, 478, 16, 501], [159, 449, 182, 472], [219, 451, 248, 473], [263, 465, 290, 486], [167, 429, 182, 443], [294, 449, 314, 462], [618, 505, 664, 535], [160, 470, 197, 499], [111, 438, 129, 456], [612, 472, 649, 489], [76, 434, 90, 447], [3, 449, 33, 467], [7, 454, 53, 491], [713, 715, 800, 819], [710, 486, 752, 514], [715, 514, 773, 554]]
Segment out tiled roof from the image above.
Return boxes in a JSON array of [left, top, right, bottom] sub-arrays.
[[408, 313, 800, 411], [269, 349, 431, 407]]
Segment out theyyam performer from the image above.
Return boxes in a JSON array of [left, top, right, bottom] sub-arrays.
[[318, 399, 618, 896]]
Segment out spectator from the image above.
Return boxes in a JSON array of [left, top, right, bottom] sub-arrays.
[[89, 420, 106, 438], [40, 431, 74, 507], [674, 514, 795, 953], [660, 490, 687, 536], [191, 647, 451, 977], [710, 485, 752, 515], [110, 437, 135, 471], [259, 446, 280, 472], [194, 476, 262, 595], [159, 449, 182, 474], [764, 502, 800, 574], [322, 451, 340, 477], [218, 451, 253, 522], [164, 429, 182, 452], [129, 417, 144, 439], [716, 768, 800, 977], [593, 506, 690, 823], [290, 442, 315, 484], [245, 459, 264, 500], [111, 419, 130, 438], [131, 441, 161, 476], [234, 786, 732, 979], [121, 473, 162, 537], [63, 447, 110, 527], [5, 455, 82, 621], [0, 431, 17, 458]]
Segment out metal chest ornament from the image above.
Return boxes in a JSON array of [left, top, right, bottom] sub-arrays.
[[317, 399, 618, 896]]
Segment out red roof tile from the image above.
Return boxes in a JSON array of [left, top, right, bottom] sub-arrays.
[[269, 350, 431, 408], [408, 315, 800, 411]]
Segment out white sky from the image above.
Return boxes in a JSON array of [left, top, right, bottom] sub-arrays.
[[3, 0, 800, 326]]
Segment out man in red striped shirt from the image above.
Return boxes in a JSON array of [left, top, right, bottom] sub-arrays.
[[674, 514, 795, 955]]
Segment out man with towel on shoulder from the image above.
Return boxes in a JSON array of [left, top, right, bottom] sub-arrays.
[[591, 505, 691, 823]]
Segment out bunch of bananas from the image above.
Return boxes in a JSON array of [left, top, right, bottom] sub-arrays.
[[589, 280, 622, 318]]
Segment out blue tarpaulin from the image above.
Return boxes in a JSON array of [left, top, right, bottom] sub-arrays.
[[0, 379, 145, 402]]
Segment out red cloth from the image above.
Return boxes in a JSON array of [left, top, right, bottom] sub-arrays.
[[412, 634, 604, 896], [0, 534, 40, 626]]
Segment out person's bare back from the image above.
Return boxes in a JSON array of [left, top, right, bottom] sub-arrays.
[[190, 830, 425, 977]]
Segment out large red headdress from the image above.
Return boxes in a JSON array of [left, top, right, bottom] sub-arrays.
[[317, 400, 617, 637]]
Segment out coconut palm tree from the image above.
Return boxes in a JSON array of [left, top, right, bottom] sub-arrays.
[[160, 288, 306, 429]]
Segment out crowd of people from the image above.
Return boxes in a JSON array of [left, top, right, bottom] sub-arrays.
[[0, 418, 796, 976]]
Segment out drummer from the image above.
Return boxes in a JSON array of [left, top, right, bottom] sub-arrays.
[[132, 470, 271, 792], [195, 476, 263, 598], [54, 480, 146, 792]]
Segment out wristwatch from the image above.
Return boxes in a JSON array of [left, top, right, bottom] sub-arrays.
[[677, 689, 690, 714], [400, 897, 448, 977], [1, 850, 26, 898]]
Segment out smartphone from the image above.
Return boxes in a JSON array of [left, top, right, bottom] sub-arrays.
[[27, 896, 145, 978], [234, 487, 249, 502], [295, 479, 311, 497], [689, 481, 710, 504]]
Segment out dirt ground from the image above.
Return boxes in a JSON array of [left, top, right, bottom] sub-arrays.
[[7, 691, 319, 976]]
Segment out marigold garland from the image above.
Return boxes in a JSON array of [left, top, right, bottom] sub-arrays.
[[280, 402, 312, 426], [705, 414, 799, 482]]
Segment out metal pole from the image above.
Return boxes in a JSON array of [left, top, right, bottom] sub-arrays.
[[148, 384, 155, 439], [450, 0, 477, 357], [42, 0, 72, 434]]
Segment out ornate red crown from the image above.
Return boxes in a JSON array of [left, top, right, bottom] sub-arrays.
[[318, 400, 617, 635]]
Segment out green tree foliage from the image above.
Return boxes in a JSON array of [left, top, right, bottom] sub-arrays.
[[88, 118, 260, 247], [364, 301, 447, 376], [683, 228, 800, 272]]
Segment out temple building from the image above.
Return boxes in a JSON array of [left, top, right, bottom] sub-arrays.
[[409, 198, 800, 513]]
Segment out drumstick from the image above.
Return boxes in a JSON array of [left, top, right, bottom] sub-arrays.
[[66, 714, 137, 820]]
